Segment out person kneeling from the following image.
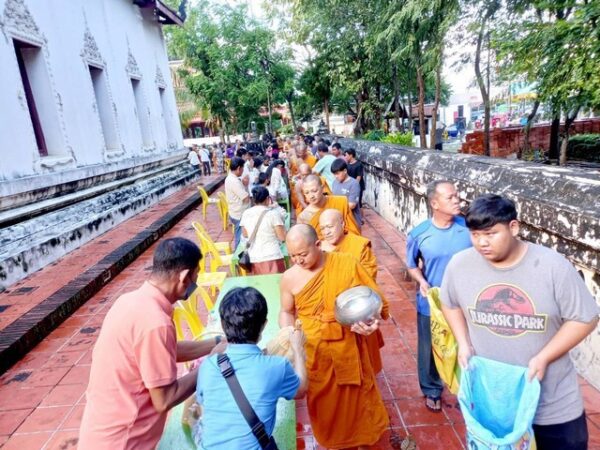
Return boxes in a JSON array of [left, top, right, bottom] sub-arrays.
[[195, 287, 308, 449]]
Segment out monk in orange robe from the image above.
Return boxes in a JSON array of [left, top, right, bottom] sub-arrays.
[[292, 164, 331, 215], [280, 224, 389, 449], [319, 209, 377, 280], [289, 142, 316, 177], [297, 175, 360, 238]]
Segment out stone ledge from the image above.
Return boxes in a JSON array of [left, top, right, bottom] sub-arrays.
[[0, 176, 224, 375], [0, 163, 200, 288]]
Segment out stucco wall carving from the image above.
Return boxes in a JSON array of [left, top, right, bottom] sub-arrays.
[[1, 0, 43, 44], [81, 26, 105, 68], [155, 65, 166, 88], [126, 47, 141, 79]]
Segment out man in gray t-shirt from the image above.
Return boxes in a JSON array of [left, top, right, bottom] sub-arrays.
[[330, 158, 362, 226], [440, 194, 598, 450]]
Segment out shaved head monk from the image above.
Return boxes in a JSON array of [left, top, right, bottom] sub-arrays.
[[293, 164, 331, 214], [319, 209, 377, 281], [290, 142, 316, 177], [280, 224, 389, 449], [297, 175, 360, 238]]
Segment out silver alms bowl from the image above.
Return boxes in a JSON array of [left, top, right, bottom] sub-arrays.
[[335, 286, 382, 326]]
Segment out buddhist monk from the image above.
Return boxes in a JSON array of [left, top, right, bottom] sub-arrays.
[[289, 142, 316, 177], [280, 224, 389, 449], [297, 175, 360, 238], [319, 209, 377, 281], [292, 164, 331, 215]]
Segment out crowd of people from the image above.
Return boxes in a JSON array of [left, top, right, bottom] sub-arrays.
[[79, 133, 598, 450]]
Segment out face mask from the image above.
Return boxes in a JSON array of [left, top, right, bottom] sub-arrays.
[[184, 281, 197, 299]]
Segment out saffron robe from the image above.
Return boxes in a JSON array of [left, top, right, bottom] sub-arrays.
[[291, 176, 332, 215], [289, 154, 317, 177], [334, 233, 378, 281], [299, 195, 361, 238], [294, 252, 389, 448]]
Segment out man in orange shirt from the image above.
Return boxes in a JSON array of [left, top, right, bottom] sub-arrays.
[[79, 238, 225, 449], [280, 225, 389, 449], [297, 175, 360, 238]]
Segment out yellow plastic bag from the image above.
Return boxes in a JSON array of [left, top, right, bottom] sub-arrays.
[[427, 287, 461, 394]]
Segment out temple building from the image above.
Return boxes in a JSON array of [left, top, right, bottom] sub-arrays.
[[0, 0, 193, 288]]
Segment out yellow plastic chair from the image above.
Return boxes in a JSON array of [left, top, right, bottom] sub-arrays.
[[196, 256, 227, 296], [192, 222, 231, 256], [173, 286, 214, 341], [198, 186, 220, 220], [224, 158, 231, 172], [196, 231, 236, 275], [217, 192, 234, 233]]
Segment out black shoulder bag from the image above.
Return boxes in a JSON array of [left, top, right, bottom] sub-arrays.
[[237, 208, 269, 272], [217, 354, 279, 449]]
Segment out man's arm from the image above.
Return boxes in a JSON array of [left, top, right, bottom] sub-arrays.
[[528, 318, 599, 381], [148, 369, 198, 413], [289, 328, 308, 398], [279, 274, 296, 327], [295, 182, 307, 209], [407, 268, 430, 298], [441, 304, 474, 368], [176, 338, 223, 362], [347, 181, 360, 210]]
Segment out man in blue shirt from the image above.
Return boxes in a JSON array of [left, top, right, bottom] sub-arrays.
[[406, 180, 472, 412], [196, 287, 308, 449], [330, 158, 362, 226], [313, 142, 337, 189]]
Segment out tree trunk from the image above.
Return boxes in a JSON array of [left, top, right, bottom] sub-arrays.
[[559, 107, 580, 166], [392, 65, 402, 131], [474, 20, 490, 156], [408, 92, 414, 133], [548, 111, 561, 160], [416, 65, 427, 148], [429, 48, 443, 150], [287, 95, 297, 132], [324, 98, 330, 131], [266, 88, 273, 135], [520, 100, 540, 158]]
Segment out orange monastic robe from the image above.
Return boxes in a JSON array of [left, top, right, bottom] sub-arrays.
[[294, 252, 389, 448], [290, 154, 317, 177], [301, 195, 360, 238], [334, 233, 377, 281]]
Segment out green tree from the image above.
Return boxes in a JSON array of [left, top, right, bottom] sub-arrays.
[[496, 0, 600, 164]]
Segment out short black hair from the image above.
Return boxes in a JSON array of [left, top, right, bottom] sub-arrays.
[[251, 186, 270, 204], [317, 142, 329, 153], [257, 172, 269, 185], [230, 157, 245, 171], [332, 142, 342, 150], [344, 148, 356, 158], [465, 194, 518, 230], [235, 149, 247, 158], [219, 287, 268, 344], [254, 156, 263, 167], [331, 158, 348, 173], [152, 238, 201, 276]]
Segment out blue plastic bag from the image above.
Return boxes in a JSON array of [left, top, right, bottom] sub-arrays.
[[459, 356, 541, 450]]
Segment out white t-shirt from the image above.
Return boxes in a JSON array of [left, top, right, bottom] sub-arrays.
[[199, 148, 210, 162], [188, 150, 200, 166], [239, 206, 284, 263], [225, 173, 249, 220], [268, 167, 288, 200], [247, 168, 260, 193]]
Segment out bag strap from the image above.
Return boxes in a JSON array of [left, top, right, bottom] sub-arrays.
[[217, 354, 277, 449], [247, 208, 270, 249]]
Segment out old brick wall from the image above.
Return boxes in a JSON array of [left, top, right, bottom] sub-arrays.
[[461, 118, 600, 157], [337, 136, 600, 387]]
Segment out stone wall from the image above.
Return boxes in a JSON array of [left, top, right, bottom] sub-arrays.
[[338, 137, 600, 388]]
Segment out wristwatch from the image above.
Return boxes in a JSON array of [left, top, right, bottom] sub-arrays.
[[214, 335, 222, 346]]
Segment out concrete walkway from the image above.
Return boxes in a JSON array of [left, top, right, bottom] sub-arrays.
[[0, 180, 599, 449]]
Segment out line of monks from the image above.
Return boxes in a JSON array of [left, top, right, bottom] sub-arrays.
[[278, 140, 389, 449]]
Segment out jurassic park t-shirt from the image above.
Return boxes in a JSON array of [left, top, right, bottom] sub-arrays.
[[441, 243, 599, 425]]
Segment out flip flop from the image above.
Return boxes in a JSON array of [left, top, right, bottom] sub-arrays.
[[425, 396, 442, 412]]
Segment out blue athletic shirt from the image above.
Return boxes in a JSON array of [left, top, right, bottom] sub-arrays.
[[197, 344, 300, 449], [406, 216, 472, 315]]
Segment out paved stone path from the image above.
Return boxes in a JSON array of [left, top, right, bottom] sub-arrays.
[[1, 179, 599, 449]]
